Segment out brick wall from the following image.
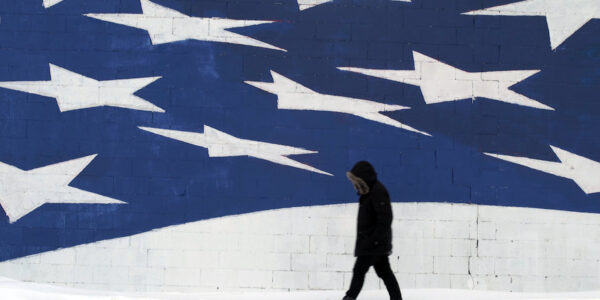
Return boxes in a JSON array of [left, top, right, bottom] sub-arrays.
[[1, 203, 599, 292], [1, 0, 599, 294]]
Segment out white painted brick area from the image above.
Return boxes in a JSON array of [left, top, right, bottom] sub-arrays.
[[0, 203, 599, 293]]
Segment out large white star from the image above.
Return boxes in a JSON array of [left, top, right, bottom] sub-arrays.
[[485, 146, 600, 195], [85, 0, 284, 51], [464, 0, 600, 50], [139, 125, 332, 176], [0, 155, 126, 224], [339, 51, 553, 110], [245, 71, 430, 136], [0, 64, 163, 113]]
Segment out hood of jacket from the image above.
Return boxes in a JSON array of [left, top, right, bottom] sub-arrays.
[[347, 161, 378, 195]]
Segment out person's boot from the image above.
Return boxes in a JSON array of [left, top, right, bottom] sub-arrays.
[[342, 296, 355, 300]]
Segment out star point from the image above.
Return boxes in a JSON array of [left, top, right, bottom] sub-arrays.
[[297, 0, 333, 11], [43, 0, 63, 8], [464, 0, 600, 50], [245, 70, 430, 136], [0, 64, 164, 113], [85, 0, 285, 51], [485, 146, 600, 195], [297, 0, 411, 10], [0, 155, 126, 224], [139, 125, 332, 176], [339, 51, 553, 111]]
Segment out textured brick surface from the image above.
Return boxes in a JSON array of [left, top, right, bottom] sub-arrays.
[[0, 0, 599, 294], [1, 203, 599, 292]]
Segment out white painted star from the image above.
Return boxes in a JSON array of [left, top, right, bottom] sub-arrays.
[[339, 51, 553, 110], [297, 0, 411, 11], [485, 146, 600, 195], [44, 0, 63, 8], [245, 71, 430, 136], [85, 0, 284, 51], [464, 0, 600, 50], [0, 64, 163, 113], [139, 125, 332, 176], [0, 155, 126, 224]]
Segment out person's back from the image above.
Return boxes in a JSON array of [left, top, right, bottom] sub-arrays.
[[344, 161, 402, 300], [355, 181, 393, 257]]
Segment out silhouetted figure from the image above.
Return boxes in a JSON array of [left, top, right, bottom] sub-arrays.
[[343, 161, 402, 300]]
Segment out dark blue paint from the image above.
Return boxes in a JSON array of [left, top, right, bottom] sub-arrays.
[[0, 0, 599, 261]]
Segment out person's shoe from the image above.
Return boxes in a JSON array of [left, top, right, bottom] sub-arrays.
[[342, 296, 355, 300]]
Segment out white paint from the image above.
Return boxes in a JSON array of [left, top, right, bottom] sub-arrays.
[[485, 145, 600, 195], [139, 125, 332, 176], [297, 0, 412, 11], [245, 71, 430, 136], [0, 64, 163, 113], [297, 0, 333, 11], [1, 203, 599, 293], [1, 277, 599, 300], [464, 0, 600, 50], [339, 51, 553, 110], [85, 0, 285, 51], [0, 155, 125, 224], [43, 0, 63, 8]]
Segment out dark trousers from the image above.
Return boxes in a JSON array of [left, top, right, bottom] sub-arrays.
[[345, 255, 402, 300]]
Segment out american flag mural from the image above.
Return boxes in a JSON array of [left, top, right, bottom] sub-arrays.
[[0, 0, 599, 263]]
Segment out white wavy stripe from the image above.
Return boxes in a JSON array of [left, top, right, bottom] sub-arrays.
[[0, 203, 599, 293], [0, 277, 598, 300]]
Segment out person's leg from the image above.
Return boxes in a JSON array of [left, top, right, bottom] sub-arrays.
[[345, 256, 374, 299], [373, 256, 402, 300]]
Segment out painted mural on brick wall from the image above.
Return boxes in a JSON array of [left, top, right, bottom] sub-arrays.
[[0, 0, 599, 262]]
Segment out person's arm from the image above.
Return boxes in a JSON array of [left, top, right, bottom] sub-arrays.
[[369, 187, 393, 246]]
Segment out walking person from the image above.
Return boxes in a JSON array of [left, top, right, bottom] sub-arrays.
[[343, 161, 402, 300]]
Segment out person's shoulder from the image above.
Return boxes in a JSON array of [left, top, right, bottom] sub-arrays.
[[370, 181, 389, 197], [372, 181, 387, 191]]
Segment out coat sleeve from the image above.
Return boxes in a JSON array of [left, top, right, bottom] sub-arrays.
[[369, 187, 393, 245]]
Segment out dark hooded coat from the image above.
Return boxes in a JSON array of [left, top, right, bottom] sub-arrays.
[[350, 161, 393, 257]]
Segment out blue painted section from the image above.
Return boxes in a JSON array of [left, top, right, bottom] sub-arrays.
[[0, 0, 599, 261]]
